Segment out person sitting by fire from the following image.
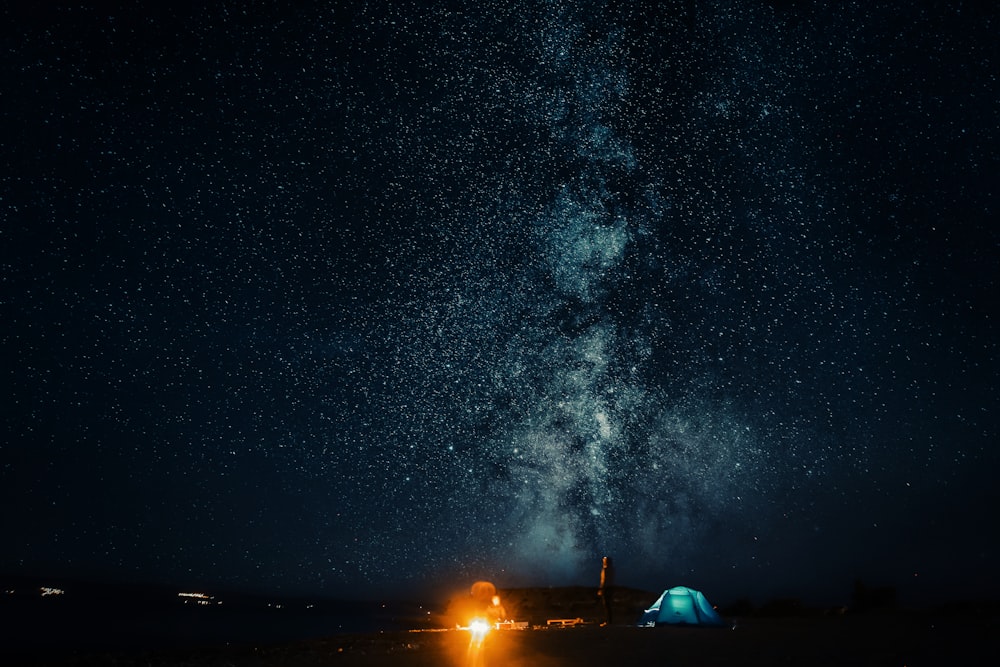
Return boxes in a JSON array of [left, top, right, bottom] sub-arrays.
[[486, 594, 507, 626]]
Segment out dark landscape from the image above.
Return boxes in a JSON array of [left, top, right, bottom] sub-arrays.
[[2, 579, 997, 666]]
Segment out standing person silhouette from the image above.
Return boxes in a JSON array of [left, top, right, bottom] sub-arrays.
[[598, 556, 615, 626]]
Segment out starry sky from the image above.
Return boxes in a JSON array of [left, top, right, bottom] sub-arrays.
[[2, 1, 997, 606]]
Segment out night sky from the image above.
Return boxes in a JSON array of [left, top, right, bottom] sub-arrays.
[[2, 1, 997, 606]]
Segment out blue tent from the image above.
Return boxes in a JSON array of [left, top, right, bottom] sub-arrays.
[[637, 586, 727, 627]]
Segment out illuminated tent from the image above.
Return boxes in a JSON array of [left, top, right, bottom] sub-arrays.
[[637, 586, 727, 627]]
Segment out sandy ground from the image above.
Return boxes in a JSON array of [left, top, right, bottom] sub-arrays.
[[7, 613, 996, 667]]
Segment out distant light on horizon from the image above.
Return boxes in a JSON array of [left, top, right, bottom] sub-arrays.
[[178, 591, 219, 605]]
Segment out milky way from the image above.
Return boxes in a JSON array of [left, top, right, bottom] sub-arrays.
[[2, 1, 997, 603], [368, 4, 775, 585]]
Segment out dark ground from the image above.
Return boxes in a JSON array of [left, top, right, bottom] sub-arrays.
[[5, 613, 996, 667]]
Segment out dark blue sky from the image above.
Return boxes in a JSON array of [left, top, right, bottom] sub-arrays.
[[2, 1, 997, 606]]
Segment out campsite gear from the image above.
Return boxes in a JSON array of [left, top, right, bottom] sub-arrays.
[[637, 586, 727, 627]]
